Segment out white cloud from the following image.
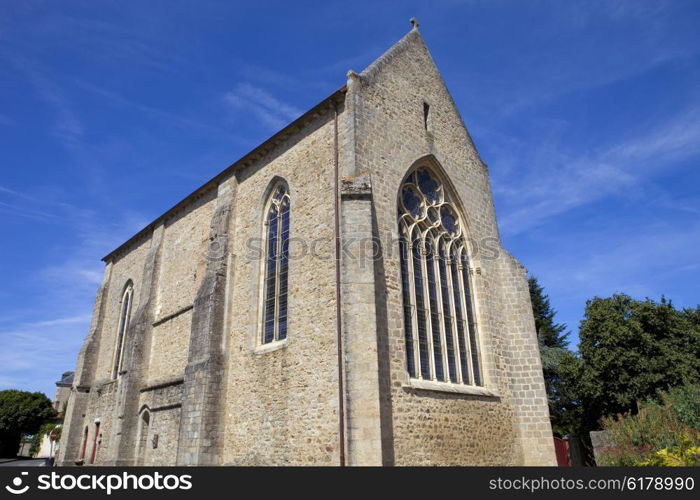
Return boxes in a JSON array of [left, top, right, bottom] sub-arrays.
[[607, 109, 700, 162], [494, 106, 700, 235], [539, 220, 700, 298], [457, 1, 698, 120], [224, 82, 303, 131], [0, 186, 146, 396], [75, 80, 233, 138], [0, 51, 84, 148]]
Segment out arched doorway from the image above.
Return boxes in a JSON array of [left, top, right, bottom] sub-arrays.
[[80, 426, 88, 461], [136, 409, 150, 465]]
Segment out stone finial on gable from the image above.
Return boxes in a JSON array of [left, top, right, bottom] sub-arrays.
[[346, 69, 361, 90], [410, 17, 419, 30]]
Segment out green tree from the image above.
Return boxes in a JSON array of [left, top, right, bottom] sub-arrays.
[[29, 422, 61, 457], [0, 390, 55, 457], [528, 276, 572, 436], [528, 276, 569, 350], [574, 295, 700, 435]]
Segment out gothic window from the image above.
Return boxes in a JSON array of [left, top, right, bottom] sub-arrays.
[[112, 283, 133, 379], [261, 182, 290, 344], [398, 167, 482, 385]]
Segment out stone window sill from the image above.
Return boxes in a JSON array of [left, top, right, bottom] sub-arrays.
[[253, 338, 289, 354], [403, 378, 500, 398]]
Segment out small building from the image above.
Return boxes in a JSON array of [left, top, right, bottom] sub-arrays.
[[29, 371, 74, 459], [54, 371, 74, 414]]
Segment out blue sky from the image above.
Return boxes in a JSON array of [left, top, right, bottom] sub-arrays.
[[1, 1, 699, 397]]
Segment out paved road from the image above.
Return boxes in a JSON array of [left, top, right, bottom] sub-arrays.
[[0, 458, 50, 467]]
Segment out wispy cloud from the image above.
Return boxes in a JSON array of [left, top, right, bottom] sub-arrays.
[[458, 1, 699, 119], [0, 185, 29, 198], [0, 184, 70, 222], [0, 315, 92, 392], [75, 80, 232, 138], [494, 106, 700, 235], [0, 201, 63, 222], [607, 109, 700, 162], [22, 12, 189, 73], [524, 217, 700, 338], [224, 82, 303, 131], [0, 184, 146, 396], [0, 52, 84, 148]]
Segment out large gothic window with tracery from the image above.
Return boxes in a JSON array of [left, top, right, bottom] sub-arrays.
[[261, 182, 290, 344], [398, 167, 482, 385]]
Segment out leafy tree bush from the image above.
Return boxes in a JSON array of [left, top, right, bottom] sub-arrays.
[[667, 384, 700, 430], [637, 437, 700, 466], [599, 385, 700, 466], [527, 282, 700, 467], [579, 296, 700, 419], [0, 390, 55, 457], [29, 422, 61, 457], [561, 296, 700, 439]]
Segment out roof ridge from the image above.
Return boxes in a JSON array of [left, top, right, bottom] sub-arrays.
[[358, 24, 424, 81], [102, 86, 346, 262]]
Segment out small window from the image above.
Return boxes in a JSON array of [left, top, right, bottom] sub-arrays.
[[261, 183, 290, 344], [423, 102, 430, 131], [112, 283, 133, 379]]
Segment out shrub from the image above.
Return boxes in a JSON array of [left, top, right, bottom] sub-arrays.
[[667, 385, 700, 429], [598, 384, 700, 466], [29, 423, 61, 457], [637, 435, 700, 466], [29, 422, 63, 457], [0, 390, 55, 457]]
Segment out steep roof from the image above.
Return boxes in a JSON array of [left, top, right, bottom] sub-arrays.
[[56, 371, 74, 387], [359, 21, 424, 80]]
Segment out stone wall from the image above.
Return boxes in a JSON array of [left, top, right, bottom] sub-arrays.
[[138, 380, 184, 466], [93, 238, 151, 383], [60, 181, 220, 464], [220, 107, 341, 465], [345, 27, 555, 464], [147, 309, 193, 385], [81, 379, 119, 464], [155, 194, 216, 319]]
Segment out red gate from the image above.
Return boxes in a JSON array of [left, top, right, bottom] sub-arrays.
[[554, 437, 571, 466]]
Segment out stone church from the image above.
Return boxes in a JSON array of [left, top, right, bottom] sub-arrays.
[[58, 21, 555, 466]]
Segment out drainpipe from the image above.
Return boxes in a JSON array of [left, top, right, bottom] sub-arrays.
[[333, 99, 346, 466]]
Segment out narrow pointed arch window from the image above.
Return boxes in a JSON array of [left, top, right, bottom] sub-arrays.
[[112, 283, 133, 379], [398, 167, 482, 385], [261, 183, 290, 344]]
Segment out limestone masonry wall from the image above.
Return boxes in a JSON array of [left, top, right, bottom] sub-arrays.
[[147, 309, 192, 384], [93, 238, 151, 383], [349, 28, 555, 464], [156, 193, 216, 320], [59, 26, 555, 466], [221, 108, 341, 465]]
